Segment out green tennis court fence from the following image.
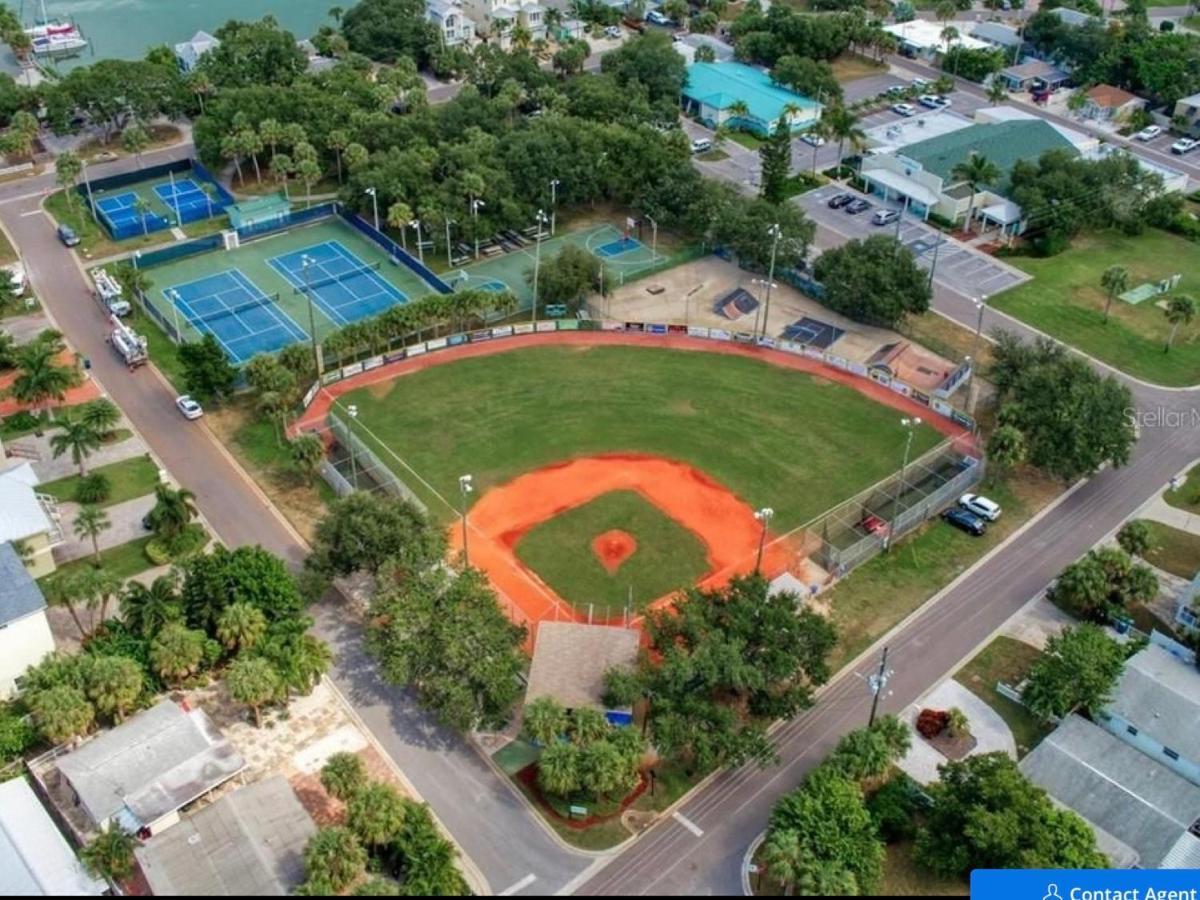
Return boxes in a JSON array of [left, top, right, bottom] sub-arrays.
[[135, 233, 224, 270]]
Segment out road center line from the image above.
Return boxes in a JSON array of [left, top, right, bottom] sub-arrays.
[[499, 874, 537, 896], [19, 208, 42, 217], [672, 811, 704, 837]]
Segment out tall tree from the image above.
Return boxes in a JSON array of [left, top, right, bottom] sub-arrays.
[[1100, 265, 1128, 324], [120, 573, 182, 638], [949, 152, 1002, 235], [73, 505, 111, 566], [227, 656, 279, 727], [84, 655, 143, 722], [30, 685, 95, 744], [813, 236, 931, 327], [308, 492, 446, 581], [52, 416, 102, 476], [347, 782, 409, 847], [758, 121, 792, 204], [1022, 624, 1128, 720], [1164, 295, 1195, 353], [300, 826, 367, 895], [149, 622, 207, 687], [216, 601, 268, 653]]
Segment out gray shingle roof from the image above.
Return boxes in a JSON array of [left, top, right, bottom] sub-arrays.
[[526, 622, 639, 710], [56, 700, 246, 830], [1020, 716, 1200, 867], [0, 542, 45, 627], [1107, 645, 1200, 758], [135, 775, 315, 896]]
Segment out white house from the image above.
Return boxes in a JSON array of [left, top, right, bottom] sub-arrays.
[[462, 0, 546, 48], [173, 30, 219, 73], [885, 20, 990, 62], [427, 0, 477, 48], [0, 542, 55, 699], [0, 461, 63, 579], [0, 778, 105, 895]]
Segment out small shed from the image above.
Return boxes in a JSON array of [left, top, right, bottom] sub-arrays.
[[525, 622, 639, 714]]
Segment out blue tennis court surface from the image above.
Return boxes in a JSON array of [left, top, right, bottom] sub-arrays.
[[595, 236, 641, 258], [96, 192, 166, 232], [268, 240, 407, 327], [163, 269, 308, 364], [153, 178, 214, 217]]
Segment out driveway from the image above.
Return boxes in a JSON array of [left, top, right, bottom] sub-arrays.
[[898, 679, 1018, 785], [53, 494, 156, 564]]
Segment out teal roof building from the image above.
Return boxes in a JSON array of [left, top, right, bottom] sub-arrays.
[[682, 62, 822, 136]]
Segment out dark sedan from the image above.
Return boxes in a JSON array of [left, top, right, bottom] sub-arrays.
[[827, 194, 853, 209], [941, 506, 987, 536], [845, 198, 871, 214]]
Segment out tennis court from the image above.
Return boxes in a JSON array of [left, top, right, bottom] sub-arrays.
[[162, 269, 308, 363], [448, 223, 674, 309], [269, 240, 407, 327], [153, 178, 218, 219], [83, 159, 233, 240], [96, 192, 168, 235]]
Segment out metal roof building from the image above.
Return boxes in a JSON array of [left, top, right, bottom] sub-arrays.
[[0, 777, 105, 895]]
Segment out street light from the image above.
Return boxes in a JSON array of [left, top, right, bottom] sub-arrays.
[[301, 254, 322, 376], [165, 288, 183, 343], [966, 296, 986, 415], [470, 197, 485, 258], [888, 417, 922, 546], [645, 213, 658, 258], [531, 209, 549, 324], [762, 224, 782, 340], [753, 507, 774, 574], [409, 219, 424, 265], [549, 178, 560, 235], [751, 278, 777, 341], [346, 404, 359, 490], [365, 186, 379, 232], [458, 474, 473, 564]]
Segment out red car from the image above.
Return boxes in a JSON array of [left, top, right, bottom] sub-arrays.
[[859, 514, 890, 537]]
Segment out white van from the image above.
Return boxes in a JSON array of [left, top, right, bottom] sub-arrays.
[[690, 137, 713, 154]]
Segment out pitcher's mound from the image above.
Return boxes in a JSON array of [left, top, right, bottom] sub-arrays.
[[592, 529, 637, 573]]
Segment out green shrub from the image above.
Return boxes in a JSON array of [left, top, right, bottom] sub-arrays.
[[0, 705, 37, 763], [868, 773, 920, 842], [144, 539, 172, 566], [74, 473, 112, 504], [1, 410, 41, 435], [166, 523, 207, 559]]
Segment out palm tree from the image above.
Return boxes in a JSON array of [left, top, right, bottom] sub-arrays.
[[238, 129, 264, 183], [570, 707, 609, 746], [73, 505, 111, 566], [150, 623, 205, 686], [823, 104, 866, 177], [187, 70, 213, 114], [289, 434, 325, 485], [121, 124, 149, 169], [761, 829, 803, 896], [81, 826, 136, 883], [79, 398, 120, 438], [221, 134, 244, 185], [347, 783, 409, 846], [146, 483, 198, 542], [85, 655, 142, 722], [1164, 294, 1196, 353], [270, 153, 293, 201], [536, 742, 580, 796], [296, 158, 322, 209], [133, 196, 153, 237], [320, 751, 368, 801], [326, 129, 350, 183], [808, 118, 832, 176], [216, 601, 267, 652], [1100, 265, 1129, 323], [43, 570, 92, 639], [387, 201, 413, 251], [725, 98, 750, 130], [7, 341, 77, 416], [55, 151, 83, 218], [301, 827, 367, 894], [51, 417, 102, 476], [120, 573, 182, 638], [987, 79, 1009, 105], [523, 697, 568, 746], [949, 152, 1001, 236], [227, 656, 279, 727]]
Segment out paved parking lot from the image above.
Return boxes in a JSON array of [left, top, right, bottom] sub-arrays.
[[799, 183, 1030, 299]]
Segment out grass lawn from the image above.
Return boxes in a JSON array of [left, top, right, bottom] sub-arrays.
[[343, 345, 945, 530], [901, 311, 992, 372], [825, 467, 1062, 671], [0, 224, 17, 265], [729, 131, 765, 151], [1164, 464, 1200, 514], [953, 636, 1050, 757], [47, 536, 156, 582], [991, 229, 1200, 386], [830, 53, 886, 83], [879, 842, 967, 896], [515, 490, 710, 612], [38, 455, 159, 508], [1137, 519, 1200, 579]]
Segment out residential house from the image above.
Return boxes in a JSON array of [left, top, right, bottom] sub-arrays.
[[1021, 715, 1200, 868], [996, 60, 1070, 93], [1050, 6, 1099, 27], [1176, 570, 1200, 630], [968, 21, 1021, 53], [0, 460, 63, 579], [0, 777, 105, 895], [173, 30, 219, 73], [296, 39, 337, 75], [51, 699, 246, 838], [0, 542, 56, 698], [427, 0, 477, 48], [1082, 84, 1146, 123], [884, 20, 990, 62], [1096, 644, 1200, 788], [673, 33, 736, 65], [462, 0, 546, 49], [1173, 91, 1200, 138], [681, 61, 822, 136], [525, 621, 639, 723], [135, 775, 316, 895], [551, 17, 585, 43]]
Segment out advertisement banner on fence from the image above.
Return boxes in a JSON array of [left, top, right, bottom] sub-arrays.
[[426, 337, 447, 351], [384, 350, 407, 365], [492, 326, 514, 338], [803, 347, 824, 360], [756, 336, 777, 350], [687, 326, 711, 339], [514, 323, 535, 335], [321, 370, 343, 385], [732, 331, 755, 344], [470, 329, 493, 342], [911, 390, 931, 407], [535, 321, 556, 332], [889, 379, 913, 397], [667, 324, 688, 335], [709, 328, 732, 341], [447, 334, 467, 346], [931, 397, 954, 418], [363, 355, 383, 371], [602, 320, 624, 331], [302, 383, 320, 408], [847, 361, 869, 377], [407, 344, 427, 357], [825, 354, 849, 370], [647, 323, 668, 335], [779, 340, 803, 356], [341, 362, 364, 378], [625, 322, 645, 333], [558, 319, 580, 331]]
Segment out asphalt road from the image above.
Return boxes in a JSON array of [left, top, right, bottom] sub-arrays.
[[0, 145, 592, 896]]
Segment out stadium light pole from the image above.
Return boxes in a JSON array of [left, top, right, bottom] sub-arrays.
[[458, 474, 473, 564], [645, 214, 658, 258], [165, 288, 183, 343], [966, 296, 986, 415], [531, 209, 549, 324], [347, 404, 359, 490], [445, 218, 455, 268], [470, 198, 485, 259], [409, 219, 425, 265], [301, 254, 321, 376], [549, 178, 560, 235], [887, 417, 921, 549], [762, 223, 782, 340], [753, 507, 774, 574], [365, 186, 379, 232]]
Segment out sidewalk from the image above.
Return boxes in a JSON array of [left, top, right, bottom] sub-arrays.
[[1137, 494, 1200, 537]]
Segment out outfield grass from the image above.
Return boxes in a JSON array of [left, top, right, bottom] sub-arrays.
[[39, 455, 159, 508], [1138, 519, 1200, 579], [515, 490, 710, 612], [991, 229, 1200, 386], [343, 345, 944, 530], [953, 636, 1050, 757]]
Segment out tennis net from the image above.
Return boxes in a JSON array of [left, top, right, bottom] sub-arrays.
[[293, 260, 382, 294], [184, 292, 282, 326]]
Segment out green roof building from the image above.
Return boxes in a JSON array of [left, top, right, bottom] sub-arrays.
[[898, 119, 1078, 188]]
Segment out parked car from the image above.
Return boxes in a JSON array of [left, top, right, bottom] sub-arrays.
[[891, 102, 917, 117], [1134, 125, 1163, 142], [175, 395, 204, 420], [959, 493, 1001, 521], [56, 223, 80, 247], [845, 198, 871, 214], [801, 132, 826, 147], [827, 193, 853, 209], [872, 209, 900, 226], [942, 506, 987, 536], [1171, 137, 1199, 155], [910, 77, 931, 90], [918, 94, 951, 110], [885, 84, 907, 96], [604, 25, 621, 39], [859, 513, 890, 537], [646, 9, 670, 25], [690, 137, 713, 154]]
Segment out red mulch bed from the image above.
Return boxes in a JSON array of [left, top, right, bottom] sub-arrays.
[[515, 763, 647, 830]]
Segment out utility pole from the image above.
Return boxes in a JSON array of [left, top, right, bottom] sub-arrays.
[[470, 197, 485, 258], [410, 219, 425, 265], [549, 178, 560, 235], [966, 297, 986, 415], [458, 474, 473, 564], [445, 218, 455, 268], [763, 223, 781, 340], [867, 646, 892, 727]]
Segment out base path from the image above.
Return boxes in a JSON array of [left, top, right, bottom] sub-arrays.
[[449, 454, 797, 638], [294, 330, 975, 448]]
